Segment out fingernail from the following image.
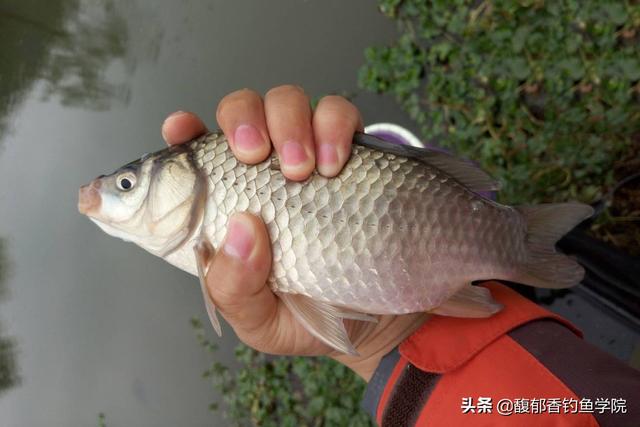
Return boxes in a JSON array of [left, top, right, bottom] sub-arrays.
[[234, 124, 264, 154], [317, 143, 339, 176], [223, 215, 255, 261], [281, 140, 308, 166]]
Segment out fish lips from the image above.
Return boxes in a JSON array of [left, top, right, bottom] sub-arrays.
[[78, 179, 102, 216]]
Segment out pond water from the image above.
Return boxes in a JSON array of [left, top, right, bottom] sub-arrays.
[[0, 1, 412, 426]]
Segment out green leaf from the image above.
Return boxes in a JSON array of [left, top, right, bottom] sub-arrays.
[[512, 25, 530, 52], [618, 58, 640, 80], [605, 3, 628, 25], [507, 57, 530, 80]]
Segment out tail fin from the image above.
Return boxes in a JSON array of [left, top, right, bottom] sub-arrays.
[[514, 203, 594, 289]]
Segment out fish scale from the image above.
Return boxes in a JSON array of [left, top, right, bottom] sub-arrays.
[[189, 132, 525, 314]]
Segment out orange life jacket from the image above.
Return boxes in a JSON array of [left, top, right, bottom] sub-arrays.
[[361, 282, 640, 426]]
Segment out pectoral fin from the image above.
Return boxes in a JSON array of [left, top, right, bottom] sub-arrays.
[[278, 293, 375, 355], [194, 238, 222, 336], [430, 285, 502, 318]]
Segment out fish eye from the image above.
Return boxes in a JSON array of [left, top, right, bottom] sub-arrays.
[[116, 172, 136, 191]]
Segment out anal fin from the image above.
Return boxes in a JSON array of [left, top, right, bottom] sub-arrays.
[[278, 293, 372, 356], [430, 285, 502, 318], [194, 238, 222, 336]]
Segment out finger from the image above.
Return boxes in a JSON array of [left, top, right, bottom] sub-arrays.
[[313, 96, 363, 177], [161, 111, 207, 146], [205, 213, 280, 350], [264, 85, 315, 181], [216, 89, 271, 164]]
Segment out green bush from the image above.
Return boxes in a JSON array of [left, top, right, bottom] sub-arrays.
[[359, 0, 640, 206], [191, 319, 373, 427]]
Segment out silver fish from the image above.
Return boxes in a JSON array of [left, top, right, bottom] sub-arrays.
[[78, 131, 593, 354]]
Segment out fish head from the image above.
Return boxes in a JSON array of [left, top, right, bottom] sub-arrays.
[[78, 145, 204, 255]]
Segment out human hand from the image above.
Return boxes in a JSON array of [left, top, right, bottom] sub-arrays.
[[161, 85, 428, 380]]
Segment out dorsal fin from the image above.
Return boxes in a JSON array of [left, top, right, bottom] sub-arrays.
[[353, 133, 501, 192]]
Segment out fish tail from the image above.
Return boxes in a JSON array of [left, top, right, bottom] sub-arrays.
[[513, 203, 594, 289]]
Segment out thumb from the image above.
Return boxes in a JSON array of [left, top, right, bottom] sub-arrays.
[[206, 212, 278, 347]]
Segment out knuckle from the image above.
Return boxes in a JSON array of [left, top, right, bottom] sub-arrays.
[[216, 88, 260, 119], [315, 111, 359, 135], [318, 94, 349, 107], [316, 96, 360, 124], [265, 84, 307, 100], [238, 312, 277, 349]]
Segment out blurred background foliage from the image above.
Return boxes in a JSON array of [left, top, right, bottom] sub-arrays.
[[197, 1, 640, 425], [192, 319, 373, 427], [0, 0, 134, 140]]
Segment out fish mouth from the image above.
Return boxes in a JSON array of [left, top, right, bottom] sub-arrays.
[[78, 179, 102, 216]]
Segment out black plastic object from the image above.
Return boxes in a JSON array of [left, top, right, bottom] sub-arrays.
[[557, 227, 640, 331]]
